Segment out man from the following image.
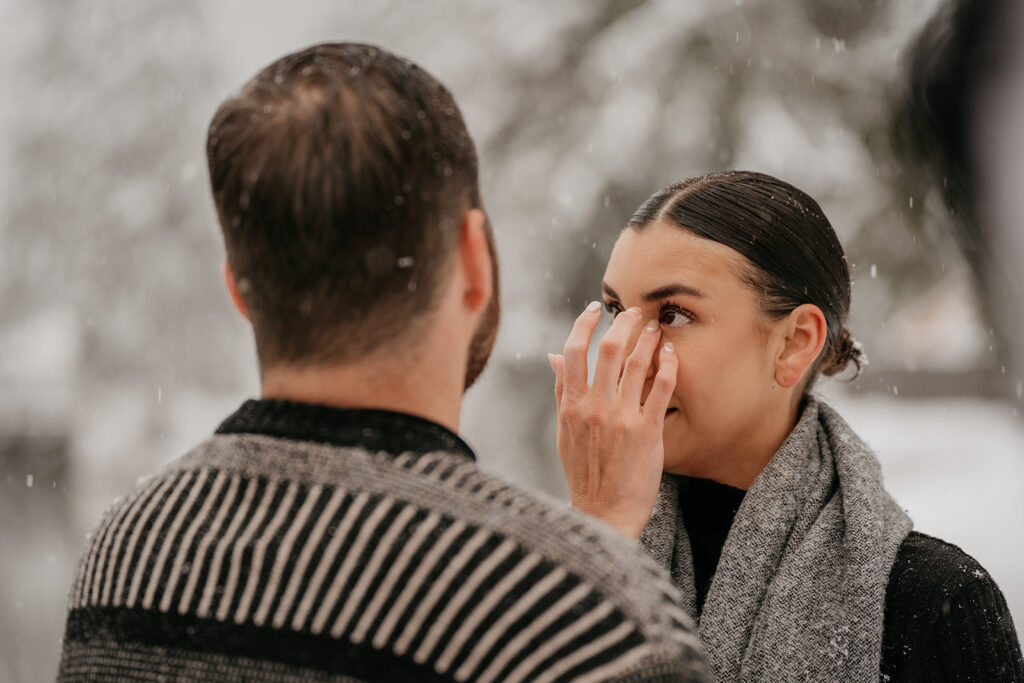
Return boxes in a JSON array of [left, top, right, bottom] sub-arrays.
[[58, 43, 710, 681]]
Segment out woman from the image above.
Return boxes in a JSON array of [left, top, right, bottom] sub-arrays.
[[549, 171, 1023, 682]]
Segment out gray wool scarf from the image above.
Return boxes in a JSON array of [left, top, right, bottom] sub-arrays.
[[640, 396, 912, 682]]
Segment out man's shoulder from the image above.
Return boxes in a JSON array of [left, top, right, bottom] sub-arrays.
[[178, 433, 684, 590], [62, 433, 709, 681], [196, 431, 699, 629]]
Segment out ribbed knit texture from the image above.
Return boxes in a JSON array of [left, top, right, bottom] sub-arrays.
[[640, 396, 913, 682], [58, 400, 711, 682], [881, 532, 1024, 682]]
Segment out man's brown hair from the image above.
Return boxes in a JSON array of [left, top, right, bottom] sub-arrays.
[[207, 42, 481, 368]]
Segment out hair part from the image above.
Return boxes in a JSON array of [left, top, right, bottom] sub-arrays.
[[207, 42, 481, 369], [628, 171, 863, 390]]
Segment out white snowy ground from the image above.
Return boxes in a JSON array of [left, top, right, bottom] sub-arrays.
[[819, 390, 1024, 632]]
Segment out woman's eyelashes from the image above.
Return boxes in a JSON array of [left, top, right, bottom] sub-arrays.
[[659, 302, 695, 328], [603, 300, 695, 327]]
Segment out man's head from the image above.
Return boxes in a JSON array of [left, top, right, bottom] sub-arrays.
[[207, 43, 498, 389]]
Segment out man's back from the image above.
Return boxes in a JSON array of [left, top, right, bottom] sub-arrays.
[[59, 400, 710, 681]]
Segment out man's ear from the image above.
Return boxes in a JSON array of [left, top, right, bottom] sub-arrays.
[[223, 262, 250, 321], [459, 208, 492, 313], [774, 304, 827, 388]]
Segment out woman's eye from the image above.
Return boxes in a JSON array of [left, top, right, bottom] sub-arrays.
[[660, 306, 694, 328], [604, 302, 622, 317]]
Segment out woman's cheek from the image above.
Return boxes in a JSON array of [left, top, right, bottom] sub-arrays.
[[669, 365, 690, 410], [671, 348, 695, 384]]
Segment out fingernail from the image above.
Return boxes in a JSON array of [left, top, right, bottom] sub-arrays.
[[547, 352, 557, 371], [626, 306, 641, 316], [585, 301, 601, 313], [663, 342, 674, 352], [645, 320, 658, 332]]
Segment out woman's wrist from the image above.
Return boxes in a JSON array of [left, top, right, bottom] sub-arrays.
[[571, 498, 648, 540]]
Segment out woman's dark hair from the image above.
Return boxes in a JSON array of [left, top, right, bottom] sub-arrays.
[[628, 171, 862, 388]]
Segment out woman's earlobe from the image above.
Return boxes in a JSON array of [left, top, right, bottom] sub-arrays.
[[774, 361, 804, 389]]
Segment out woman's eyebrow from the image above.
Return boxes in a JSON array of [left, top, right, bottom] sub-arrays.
[[601, 282, 620, 300], [601, 282, 707, 302], [642, 284, 707, 301]]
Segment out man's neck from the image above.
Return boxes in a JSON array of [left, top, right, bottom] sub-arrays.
[[259, 352, 465, 434]]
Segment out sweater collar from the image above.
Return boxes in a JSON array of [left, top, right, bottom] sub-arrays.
[[215, 399, 476, 462]]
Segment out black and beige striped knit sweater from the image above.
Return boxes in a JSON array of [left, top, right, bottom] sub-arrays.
[[59, 400, 710, 682]]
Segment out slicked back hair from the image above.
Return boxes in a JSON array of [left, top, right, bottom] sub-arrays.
[[207, 43, 481, 369], [629, 171, 861, 388]]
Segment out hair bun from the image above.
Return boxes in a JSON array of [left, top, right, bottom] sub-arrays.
[[821, 327, 865, 378]]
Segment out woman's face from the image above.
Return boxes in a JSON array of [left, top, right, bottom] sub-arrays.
[[602, 221, 787, 481]]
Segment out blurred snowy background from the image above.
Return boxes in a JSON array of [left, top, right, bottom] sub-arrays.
[[2, 0, 1022, 680]]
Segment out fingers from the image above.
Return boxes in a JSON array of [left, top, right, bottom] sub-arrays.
[[591, 306, 644, 397], [641, 342, 678, 422], [562, 301, 602, 400], [620, 320, 662, 406], [548, 353, 565, 407]]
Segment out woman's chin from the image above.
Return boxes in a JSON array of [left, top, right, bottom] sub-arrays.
[[662, 449, 698, 476], [661, 411, 697, 473]]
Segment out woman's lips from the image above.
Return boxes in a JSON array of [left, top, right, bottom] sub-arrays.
[[666, 407, 679, 417]]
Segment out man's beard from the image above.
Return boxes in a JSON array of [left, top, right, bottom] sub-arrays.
[[464, 217, 500, 390]]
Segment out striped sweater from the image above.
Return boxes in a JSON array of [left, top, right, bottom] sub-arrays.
[[59, 400, 711, 682]]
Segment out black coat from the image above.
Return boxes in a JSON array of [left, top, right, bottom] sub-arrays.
[[882, 531, 1024, 682]]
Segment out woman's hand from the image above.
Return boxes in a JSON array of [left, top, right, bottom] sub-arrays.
[[548, 301, 678, 539]]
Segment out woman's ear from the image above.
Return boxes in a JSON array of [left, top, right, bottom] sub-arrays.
[[224, 262, 250, 321], [774, 304, 827, 388], [459, 208, 493, 314]]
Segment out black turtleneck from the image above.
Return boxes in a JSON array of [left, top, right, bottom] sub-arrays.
[[676, 476, 1023, 681], [675, 475, 746, 613], [215, 398, 475, 461]]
